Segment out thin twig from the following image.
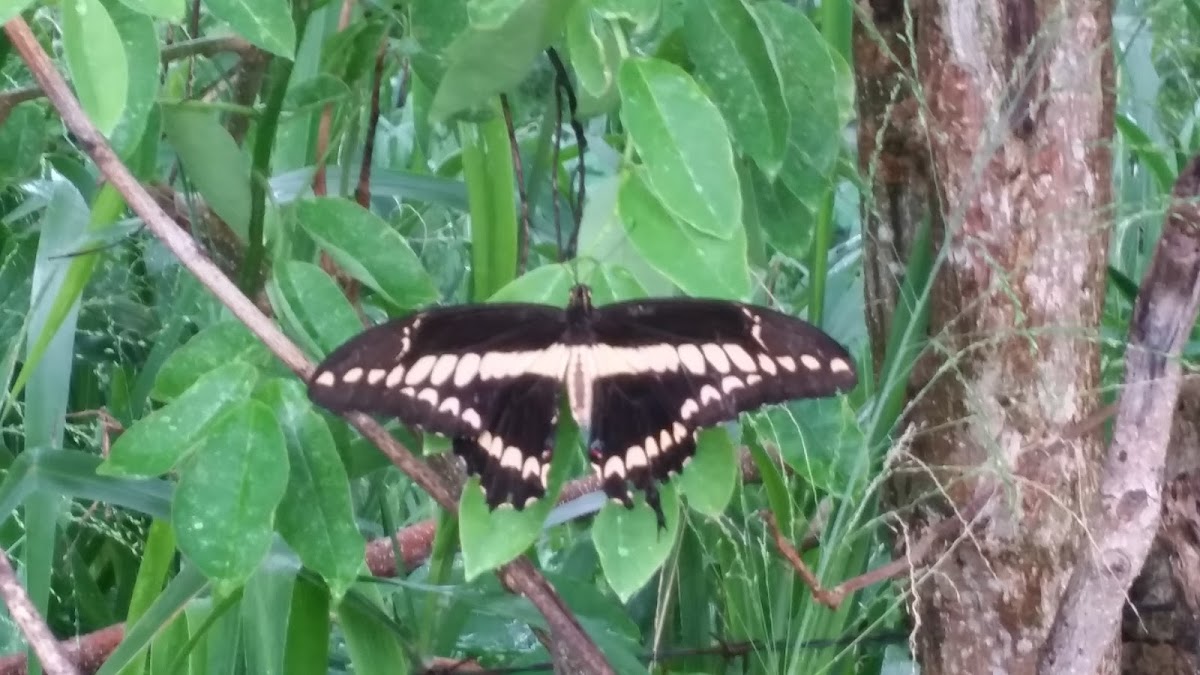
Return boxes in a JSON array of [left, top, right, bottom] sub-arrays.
[[354, 39, 388, 209], [545, 49, 586, 259], [1, 17, 612, 674], [550, 81, 565, 262], [0, 548, 78, 675]]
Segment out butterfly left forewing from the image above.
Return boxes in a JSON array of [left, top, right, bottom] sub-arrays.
[[309, 302, 567, 437], [308, 302, 570, 509], [582, 297, 857, 523]]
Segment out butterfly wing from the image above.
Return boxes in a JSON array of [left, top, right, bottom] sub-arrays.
[[308, 302, 569, 508], [584, 297, 858, 523]]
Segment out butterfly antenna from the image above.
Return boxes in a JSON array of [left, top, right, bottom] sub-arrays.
[[546, 48, 587, 264]]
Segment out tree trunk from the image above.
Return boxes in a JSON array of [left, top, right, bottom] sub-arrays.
[[856, 0, 1115, 672]]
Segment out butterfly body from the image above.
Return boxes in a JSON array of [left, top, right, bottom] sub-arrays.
[[308, 284, 857, 526]]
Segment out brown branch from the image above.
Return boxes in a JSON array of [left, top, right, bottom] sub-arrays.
[[765, 490, 995, 609], [1, 17, 612, 675], [0, 36, 254, 123], [0, 549, 79, 675], [0, 625, 123, 675], [1041, 155, 1200, 674]]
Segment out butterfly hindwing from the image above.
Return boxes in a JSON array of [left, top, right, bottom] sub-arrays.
[[452, 374, 560, 509], [308, 303, 569, 508], [582, 297, 857, 523]]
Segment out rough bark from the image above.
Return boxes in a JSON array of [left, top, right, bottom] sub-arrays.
[[1122, 380, 1200, 674], [1041, 157, 1200, 672], [856, 0, 1114, 672]]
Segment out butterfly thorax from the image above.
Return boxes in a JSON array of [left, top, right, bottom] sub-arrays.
[[564, 284, 599, 432]]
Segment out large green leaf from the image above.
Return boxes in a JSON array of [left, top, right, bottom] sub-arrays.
[[459, 414, 578, 580], [267, 260, 364, 358], [153, 321, 274, 401], [259, 379, 363, 601], [115, 0, 185, 20], [576, 174, 675, 297], [677, 427, 737, 516], [618, 57, 742, 240], [105, 0, 160, 158], [62, 0, 128, 135], [619, 171, 750, 299], [100, 361, 259, 476], [173, 401, 289, 591], [0, 103, 45, 181], [593, 482, 680, 602], [683, 0, 789, 177], [756, 1, 853, 212], [430, 0, 577, 120], [294, 198, 439, 311], [566, 4, 620, 108], [163, 107, 252, 238], [204, 0, 296, 57], [0, 0, 35, 25]]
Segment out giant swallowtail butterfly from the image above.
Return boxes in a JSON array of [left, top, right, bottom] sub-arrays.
[[307, 285, 857, 526]]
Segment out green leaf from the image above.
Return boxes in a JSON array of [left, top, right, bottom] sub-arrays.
[[683, 0, 789, 177], [459, 412, 578, 580], [0, 0, 35, 25], [62, 0, 129, 136], [619, 171, 750, 299], [677, 428, 736, 517], [338, 589, 409, 672], [593, 0, 659, 27], [173, 401, 289, 591], [618, 57, 742, 240], [105, 0, 160, 158], [283, 74, 352, 113], [0, 103, 45, 181], [566, 5, 614, 99], [100, 362, 259, 476], [294, 198, 439, 310], [489, 264, 574, 304], [114, 0, 185, 20], [488, 262, 649, 305], [258, 379, 363, 600], [408, 0, 469, 88], [461, 103, 520, 299], [751, 398, 860, 492], [576, 175, 675, 297], [593, 482, 680, 602], [267, 261, 364, 358], [153, 321, 274, 401], [741, 159, 812, 259], [283, 577, 331, 675], [163, 107, 252, 238], [756, 1, 853, 211], [430, 0, 577, 120], [204, 0, 296, 57]]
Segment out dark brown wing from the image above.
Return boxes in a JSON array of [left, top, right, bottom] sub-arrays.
[[308, 302, 569, 508], [583, 297, 857, 525]]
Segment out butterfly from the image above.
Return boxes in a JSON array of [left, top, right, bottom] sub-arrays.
[[308, 284, 857, 527]]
